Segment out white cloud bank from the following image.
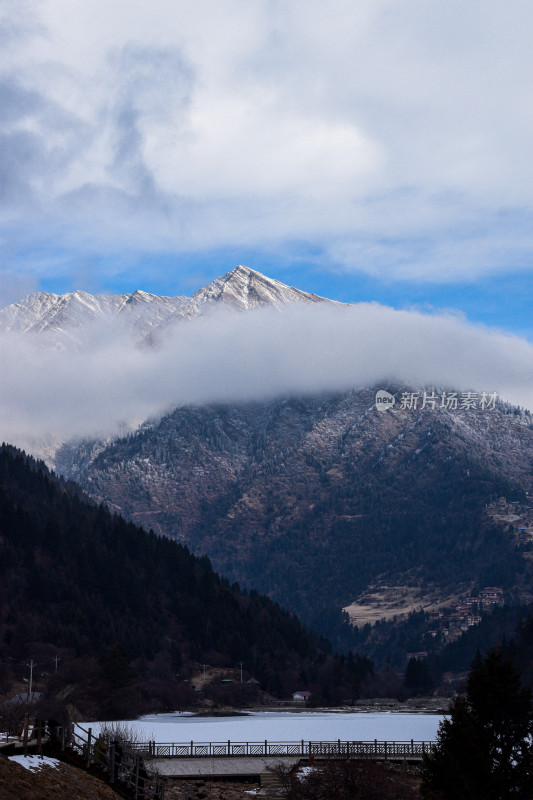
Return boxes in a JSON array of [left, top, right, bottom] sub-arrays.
[[3, 0, 533, 282], [1, 303, 532, 450]]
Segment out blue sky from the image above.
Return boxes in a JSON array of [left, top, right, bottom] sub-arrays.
[[2, 0, 533, 339]]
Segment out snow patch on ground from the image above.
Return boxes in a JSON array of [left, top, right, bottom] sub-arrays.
[[9, 755, 60, 772], [296, 765, 318, 780]]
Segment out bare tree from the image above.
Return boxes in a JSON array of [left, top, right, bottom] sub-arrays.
[[0, 700, 26, 737], [288, 757, 420, 800]]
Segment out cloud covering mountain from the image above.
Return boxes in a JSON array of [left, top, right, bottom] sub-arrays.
[[1, 269, 532, 452]]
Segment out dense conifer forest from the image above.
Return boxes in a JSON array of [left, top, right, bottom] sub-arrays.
[[0, 444, 373, 717]]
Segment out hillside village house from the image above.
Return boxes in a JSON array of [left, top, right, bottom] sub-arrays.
[[292, 691, 312, 702]]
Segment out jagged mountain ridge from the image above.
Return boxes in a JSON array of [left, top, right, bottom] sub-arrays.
[[0, 288, 189, 346], [57, 388, 533, 643], [0, 265, 337, 348]]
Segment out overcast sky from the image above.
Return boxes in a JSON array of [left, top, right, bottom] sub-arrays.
[[2, 0, 533, 338]]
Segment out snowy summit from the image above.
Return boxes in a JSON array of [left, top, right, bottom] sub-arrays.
[[0, 266, 338, 349]]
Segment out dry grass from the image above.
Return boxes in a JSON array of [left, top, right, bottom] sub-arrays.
[[343, 583, 464, 626], [0, 756, 122, 800]]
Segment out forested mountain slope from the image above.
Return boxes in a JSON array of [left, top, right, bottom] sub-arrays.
[[57, 389, 533, 645], [0, 444, 370, 709]]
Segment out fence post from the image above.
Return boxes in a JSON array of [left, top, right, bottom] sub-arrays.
[[374, 739, 377, 755], [22, 712, 29, 757], [191, 740, 193, 756], [384, 741, 388, 761], [134, 755, 140, 800], [87, 727, 92, 768], [228, 740, 231, 756], [411, 738, 414, 755], [301, 739, 304, 756], [265, 739, 267, 755]]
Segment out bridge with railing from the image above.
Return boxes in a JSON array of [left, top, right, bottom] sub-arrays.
[[130, 737, 434, 761], [69, 727, 436, 796]]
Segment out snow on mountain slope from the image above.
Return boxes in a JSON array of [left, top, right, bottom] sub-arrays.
[[57, 388, 533, 648], [191, 264, 333, 310], [0, 288, 188, 347], [0, 266, 337, 348]]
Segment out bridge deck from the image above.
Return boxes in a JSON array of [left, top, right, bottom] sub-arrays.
[[143, 740, 431, 779], [147, 754, 301, 778]]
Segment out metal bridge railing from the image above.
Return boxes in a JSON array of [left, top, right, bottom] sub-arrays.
[[129, 738, 434, 760]]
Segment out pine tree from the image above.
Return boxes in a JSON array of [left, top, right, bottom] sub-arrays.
[[404, 656, 434, 695], [423, 647, 533, 799]]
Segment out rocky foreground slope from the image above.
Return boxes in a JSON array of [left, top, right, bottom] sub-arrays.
[[0, 757, 121, 800]]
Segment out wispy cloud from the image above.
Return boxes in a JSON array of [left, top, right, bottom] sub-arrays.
[[1, 303, 532, 452]]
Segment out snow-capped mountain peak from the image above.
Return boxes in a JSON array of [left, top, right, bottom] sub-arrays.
[[191, 265, 331, 310], [0, 266, 338, 348]]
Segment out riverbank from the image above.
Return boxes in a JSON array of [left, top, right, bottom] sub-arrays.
[[189, 696, 451, 717]]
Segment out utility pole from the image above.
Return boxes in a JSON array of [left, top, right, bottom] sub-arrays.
[[239, 661, 243, 683], [53, 655, 60, 673], [26, 659, 36, 701], [200, 663, 209, 681]]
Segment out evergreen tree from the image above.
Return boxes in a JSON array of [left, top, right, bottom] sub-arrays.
[[99, 645, 136, 687], [404, 656, 434, 695], [423, 647, 533, 799]]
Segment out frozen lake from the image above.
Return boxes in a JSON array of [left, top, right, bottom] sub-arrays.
[[83, 710, 443, 743]]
